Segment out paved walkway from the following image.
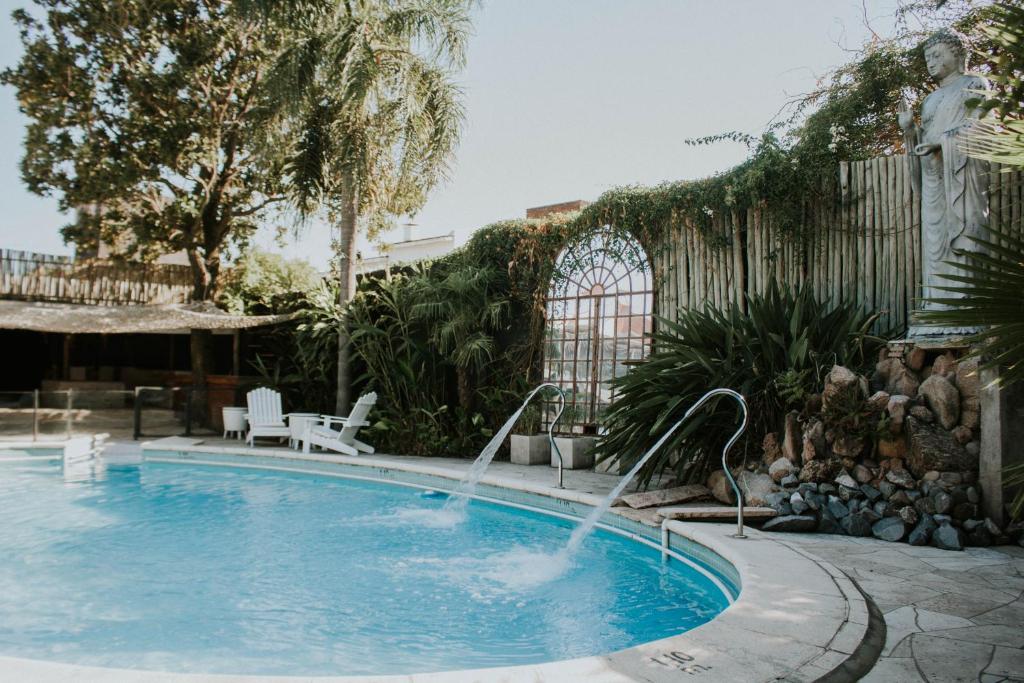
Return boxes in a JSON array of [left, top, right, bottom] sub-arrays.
[[784, 535, 1024, 682]]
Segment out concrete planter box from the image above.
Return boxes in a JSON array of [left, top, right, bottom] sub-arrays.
[[552, 436, 596, 470], [595, 455, 628, 475], [510, 434, 550, 465]]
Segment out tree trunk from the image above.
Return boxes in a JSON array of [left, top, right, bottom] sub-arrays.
[[456, 367, 473, 414], [187, 246, 213, 302], [190, 328, 214, 428], [186, 246, 219, 427], [335, 172, 359, 416]]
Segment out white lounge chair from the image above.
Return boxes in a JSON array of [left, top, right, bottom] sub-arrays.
[[245, 387, 291, 446], [302, 392, 377, 456]]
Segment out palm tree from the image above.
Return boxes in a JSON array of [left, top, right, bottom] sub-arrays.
[[265, 0, 469, 413], [410, 263, 510, 413]]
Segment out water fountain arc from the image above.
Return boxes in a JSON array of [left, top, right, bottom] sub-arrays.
[[442, 383, 567, 515], [565, 388, 749, 555]]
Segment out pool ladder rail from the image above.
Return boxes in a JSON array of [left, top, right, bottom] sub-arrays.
[[521, 383, 567, 489], [683, 388, 749, 538], [644, 389, 750, 540]]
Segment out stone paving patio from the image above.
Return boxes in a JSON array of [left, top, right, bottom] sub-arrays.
[[783, 534, 1024, 682]]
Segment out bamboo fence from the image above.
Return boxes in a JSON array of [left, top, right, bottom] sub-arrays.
[[650, 154, 1024, 333], [0, 250, 194, 306]]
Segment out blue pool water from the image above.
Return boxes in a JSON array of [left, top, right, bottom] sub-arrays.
[[0, 456, 731, 675]]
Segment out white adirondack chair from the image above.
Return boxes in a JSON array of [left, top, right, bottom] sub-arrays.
[[302, 392, 377, 456], [245, 387, 291, 446]]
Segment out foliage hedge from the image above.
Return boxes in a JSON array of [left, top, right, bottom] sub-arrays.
[[253, 2, 1000, 459]]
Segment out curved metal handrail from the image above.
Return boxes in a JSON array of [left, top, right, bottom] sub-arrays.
[[521, 383, 567, 488], [562, 387, 749, 557], [679, 388, 749, 538]]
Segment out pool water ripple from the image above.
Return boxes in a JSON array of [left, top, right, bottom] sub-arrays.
[[0, 457, 729, 676]]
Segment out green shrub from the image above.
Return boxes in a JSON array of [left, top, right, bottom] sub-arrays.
[[251, 279, 342, 415], [593, 282, 885, 489], [218, 248, 321, 315]]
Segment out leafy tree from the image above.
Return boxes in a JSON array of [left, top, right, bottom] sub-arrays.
[[218, 248, 321, 314], [263, 0, 470, 414], [252, 279, 343, 416], [2, 0, 295, 416], [409, 262, 509, 413], [3, 0, 292, 298], [963, 2, 1024, 166]]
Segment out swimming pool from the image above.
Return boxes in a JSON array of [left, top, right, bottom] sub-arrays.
[[0, 454, 733, 676]]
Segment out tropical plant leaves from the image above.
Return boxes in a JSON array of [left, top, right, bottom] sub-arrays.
[[593, 282, 886, 489]]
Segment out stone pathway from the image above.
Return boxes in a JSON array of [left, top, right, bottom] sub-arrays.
[[782, 534, 1024, 682]]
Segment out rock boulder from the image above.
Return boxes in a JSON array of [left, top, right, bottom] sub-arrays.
[[737, 471, 776, 507], [762, 432, 783, 466], [823, 365, 862, 411], [919, 375, 960, 430], [886, 395, 912, 433], [887, 369, 921, 399], [906, 417, 976, 478], [872, 517, 907, 542], [799, 459, 834, 483], [932, 524, 965, 551], [768, 457, 796, 483], [707, 470, 736, 505], [782, 411, 801, 463]]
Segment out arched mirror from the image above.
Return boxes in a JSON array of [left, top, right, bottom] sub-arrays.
[[542, 226, 653, 433]]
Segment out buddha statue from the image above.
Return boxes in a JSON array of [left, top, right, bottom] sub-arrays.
[[898, 28, 989, 337]]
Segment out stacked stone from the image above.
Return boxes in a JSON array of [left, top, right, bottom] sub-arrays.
[[708, 359, 1022, 551]]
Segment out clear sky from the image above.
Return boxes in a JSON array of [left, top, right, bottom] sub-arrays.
[[0, 0, 905, 269]]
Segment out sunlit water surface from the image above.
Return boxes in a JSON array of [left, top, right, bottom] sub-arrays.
[[0, 456, 729, 675]]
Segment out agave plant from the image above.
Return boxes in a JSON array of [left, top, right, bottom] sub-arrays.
[[593, 282, 885, 489]]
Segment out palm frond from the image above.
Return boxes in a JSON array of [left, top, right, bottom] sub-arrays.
[[965, 119, 1024, 167], [918, 225, 1024, 386]]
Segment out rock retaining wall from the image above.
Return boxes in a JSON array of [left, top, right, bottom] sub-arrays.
[[707, 348, 1023, 551]]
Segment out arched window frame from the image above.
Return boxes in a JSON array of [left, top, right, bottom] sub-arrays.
[[542, 226, 654, 434]]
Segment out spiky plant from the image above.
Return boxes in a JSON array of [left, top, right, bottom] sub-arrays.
[[593, 282, 884, 489]]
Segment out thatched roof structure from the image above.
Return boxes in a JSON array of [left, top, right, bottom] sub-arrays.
[[0, 300, 295, 334]]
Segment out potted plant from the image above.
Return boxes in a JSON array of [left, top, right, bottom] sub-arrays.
[[510, 405, 549, 465]]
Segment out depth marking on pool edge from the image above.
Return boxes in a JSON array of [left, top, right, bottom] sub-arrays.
[[651, 650, 712, 676]]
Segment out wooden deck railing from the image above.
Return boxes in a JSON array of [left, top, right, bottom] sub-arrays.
[[0, 249, 194, 305]]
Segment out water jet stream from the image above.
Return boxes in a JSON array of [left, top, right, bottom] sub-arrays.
[[565, 388, 749, 555], [442, 384, 566, 518]]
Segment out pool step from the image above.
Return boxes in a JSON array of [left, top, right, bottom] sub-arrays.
[[656, 505, 778, 521]]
